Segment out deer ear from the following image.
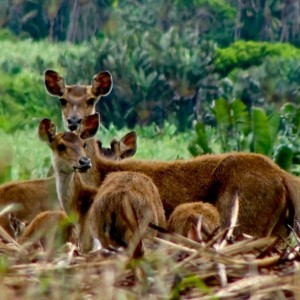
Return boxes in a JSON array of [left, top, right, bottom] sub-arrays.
[[38, 118, 57, 143], [119, 131, 137, 159], [109, 139, 120, 157], [91, 71, 113, 97], [80, 113, 100, 140], [44, 70, 66, 96]]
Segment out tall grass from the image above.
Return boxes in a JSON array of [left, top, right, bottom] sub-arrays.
[[0, 122, 192, 184]]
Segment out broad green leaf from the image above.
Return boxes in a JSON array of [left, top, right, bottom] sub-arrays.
[[274, 144, 294, 171], [231, 99, 251, 135], [213, 98, 231, 151], [251, 108, 272, 155], [213, 98, 230, 128], [192, 122, 213, 154], [268, 112, 280, 147]]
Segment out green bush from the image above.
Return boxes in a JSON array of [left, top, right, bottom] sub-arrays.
[[189, 99, 300, 172], [215, 41, 300, 76]]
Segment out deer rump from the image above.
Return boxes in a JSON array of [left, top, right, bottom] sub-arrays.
[[207, 153, 297, 238], [88, 171, 166, 258]]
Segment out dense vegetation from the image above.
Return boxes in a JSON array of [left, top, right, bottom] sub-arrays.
[[1, 0, 300, 177]]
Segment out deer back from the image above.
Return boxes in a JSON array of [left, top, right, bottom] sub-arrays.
[[88, 171, 166, 257]]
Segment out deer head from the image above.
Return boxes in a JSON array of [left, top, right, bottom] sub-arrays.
[[44, 70, 112, 131], [38, 113, 100, 174], [97, 131, 137, 160]]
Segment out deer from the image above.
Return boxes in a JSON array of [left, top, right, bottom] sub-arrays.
[[17, 211, 74, 251], [9, 131, 137, 249], [39, 112, 300, 240], [88, 171, 166, 257], [0, 69, 115, 237], [167, 202, 220, 242], [38, 114, 166, 255], [44, 69, 112, 132]]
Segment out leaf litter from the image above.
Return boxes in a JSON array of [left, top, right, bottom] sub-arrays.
[[0, 199, 299, 299]]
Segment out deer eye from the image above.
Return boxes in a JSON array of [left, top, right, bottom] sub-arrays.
[[87, 98, 95, 106], [60, 98, 67, 106], [57, 144, 66, 151]]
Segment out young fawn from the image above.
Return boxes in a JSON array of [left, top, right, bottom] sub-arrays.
[[38, 114, 165, 255], [39, 113, 300, 239], [167, 202, 220, 242], [0, 69, 114, 237]]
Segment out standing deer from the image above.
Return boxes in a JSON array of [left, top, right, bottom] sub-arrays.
[[38, 114, 165, 254], [167, 202, 220, 242], [0, 69, 114, 237], [39, 113, 300, 239]]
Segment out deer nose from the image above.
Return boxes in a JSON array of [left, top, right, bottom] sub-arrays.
[[67, 117, 82, 131], [78, 157, 91, 172]]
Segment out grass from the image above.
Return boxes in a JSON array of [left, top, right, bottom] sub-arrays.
[[0, 122, 192, 183]]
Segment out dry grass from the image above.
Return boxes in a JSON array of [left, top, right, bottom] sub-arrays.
[[0, 223, 299, 300]]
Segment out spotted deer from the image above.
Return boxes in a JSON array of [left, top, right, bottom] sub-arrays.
[[38, 114, 165, 255], [0, 69, 115, 237], [39, 113, 300, 239], [167, 202, 220, 242]]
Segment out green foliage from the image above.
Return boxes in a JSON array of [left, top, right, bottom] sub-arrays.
[[274, 103, 300, 172], [251, 108, 280, 156], [89, 24, 218, 129], [0, 29, 18, 41], [170, 274, 211, 300], [189, 100, 300, 171], [215, 41, 300, 77]]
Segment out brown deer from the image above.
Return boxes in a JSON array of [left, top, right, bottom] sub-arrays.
[[9, 131, 137, 248], [38, 114, 165, 255], [88, 171, 166, 257], [17, 211, 74, 250], [167, 202, 220, 242], [44, 69, 112, 131], [39, 113, 300, 239], [0, 69, 115, 237]]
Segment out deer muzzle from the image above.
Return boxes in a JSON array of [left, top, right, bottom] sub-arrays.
[[75, 157, 92, 172]]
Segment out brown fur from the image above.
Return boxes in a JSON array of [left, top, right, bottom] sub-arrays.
[[39, 115, 149, 253], [0, 70, 115, 237], [96, 152, 295, 237], [17, 211, 74, 250], [39, 116, 300, 239], [11, 132, 137, 250], [88, 171, 166, 257], [167, 202, 220, 242], [44, 69, 112, 131]]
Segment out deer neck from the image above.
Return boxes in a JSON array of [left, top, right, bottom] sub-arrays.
[[55, 170, 77, 215]]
